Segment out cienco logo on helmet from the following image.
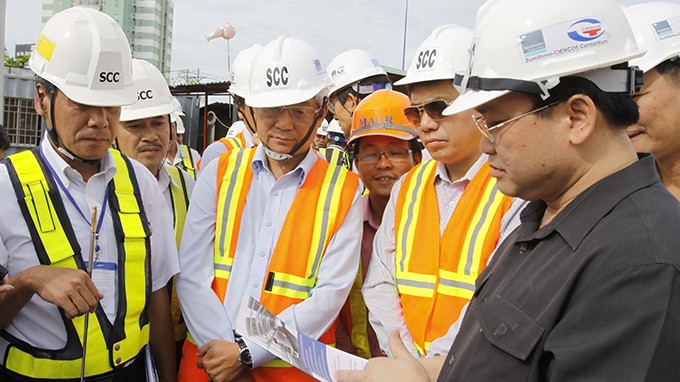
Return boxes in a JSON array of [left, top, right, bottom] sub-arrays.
[[416, 49, 437, 70], [567, 19, 605, 42], [99, 72, 120, 83], [266, 66, 289, 87]]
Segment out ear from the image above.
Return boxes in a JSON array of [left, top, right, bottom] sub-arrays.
[[413, 151, 423, 165], [564, 94, 597, 146], [345, 93, 359, 110], [33, 84, 48, 116]]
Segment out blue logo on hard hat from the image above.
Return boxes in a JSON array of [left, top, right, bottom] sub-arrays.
[[567, 19, 605, 42]]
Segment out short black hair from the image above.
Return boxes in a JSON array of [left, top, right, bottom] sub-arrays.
[[0, 124, 10, 151], [527, 75, 639, 129], [334, 74, 392, 105], [656, 58, 680, 87], [34, 75, 57, 97]]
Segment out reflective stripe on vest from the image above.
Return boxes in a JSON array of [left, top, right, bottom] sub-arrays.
[[213, 148, 359, 381], [394, 160, 513, 355], [2, 148, 151, 379], [179, 144, 196, 179], [219, 132, 246, 151], [165, 164, 190, 342]]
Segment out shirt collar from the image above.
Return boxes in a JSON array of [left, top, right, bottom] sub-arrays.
[[251, 144, 318, 186], [39, 134, 117, 187], [175, 141, 188, 158], [434, 154, 487, 184], [517, 154, 661, 250], [157, 164, 179, 192], [362, 194, 380, 230]]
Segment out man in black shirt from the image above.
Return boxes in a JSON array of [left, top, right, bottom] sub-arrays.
[[336, 0, 680, 381]]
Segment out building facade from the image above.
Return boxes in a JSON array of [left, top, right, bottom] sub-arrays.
[[41, 0, 173, 77]]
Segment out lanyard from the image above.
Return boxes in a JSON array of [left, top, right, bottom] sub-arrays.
[[39, 145, 109, 243]]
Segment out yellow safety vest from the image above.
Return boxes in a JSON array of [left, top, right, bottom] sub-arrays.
[[319, 146, 350, 170], [394, 160, 514, 355], [178, 144, 196, 179], [1, 148, 151, 379], [165, 164, 190, 342]]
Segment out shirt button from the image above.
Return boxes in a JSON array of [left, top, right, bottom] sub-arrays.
[[252, 282, 259, 288], [447, 355, 455, 365], [273, 191, 279, 196], [259, 251, 266, 257], [518, 243, 528, 254], [265, 221, 272, 227]]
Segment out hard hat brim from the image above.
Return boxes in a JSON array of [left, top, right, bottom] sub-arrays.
[[246, 87, 325, 108], [120, 104, 175, 122], [347, 126, 417, 145], [443, 89, 509, 116], [394, 72, 455, 86]]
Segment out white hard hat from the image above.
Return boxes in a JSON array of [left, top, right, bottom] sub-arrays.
[[444, 0, 644, 116], [230, 44, 263, 98], [29, 7, 136, 107], [246, 36, 329, 108], [176, 117, 185, 134], [227, 120, 246, 137], [326, 119, 343, 135], [120, 59, 175, 122], [624, 2, 680, 73], [395, 25, 473, 87], [316, 119, 329, 136], [170, 97, 184, 123], [328, 49, 388, 97]]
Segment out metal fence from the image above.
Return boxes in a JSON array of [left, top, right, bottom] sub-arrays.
[[3, 97, 42, 148]]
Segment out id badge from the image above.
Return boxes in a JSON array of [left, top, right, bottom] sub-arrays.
[[85, 261, 118, 319]]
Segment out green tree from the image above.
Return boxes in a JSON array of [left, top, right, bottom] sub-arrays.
[[4, 49, 30, 68]]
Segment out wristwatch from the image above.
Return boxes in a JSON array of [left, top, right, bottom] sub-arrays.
[[236, 337, 253, 368]]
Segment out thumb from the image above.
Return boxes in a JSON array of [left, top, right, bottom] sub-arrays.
[[387, 331, 414, 360], [197, 341, 212, 357]]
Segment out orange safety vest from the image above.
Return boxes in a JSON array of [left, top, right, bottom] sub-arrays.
[[394, 160, 514, 355], [196, 132, 246, 171], [180, 147, 359, 382]]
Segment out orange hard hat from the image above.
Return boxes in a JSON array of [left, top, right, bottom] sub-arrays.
[[348, 89, 419, 145]]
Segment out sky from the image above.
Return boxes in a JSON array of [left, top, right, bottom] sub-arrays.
[[5, 0, 678, 85]]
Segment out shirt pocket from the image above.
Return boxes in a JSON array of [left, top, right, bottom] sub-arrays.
[[473, 296, 544, 361]]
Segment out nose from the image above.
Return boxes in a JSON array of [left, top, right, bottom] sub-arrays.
[[275, 109, 295, 130], [375, 153, 394, 169], [480, 135, 496, 155], [418, 111, 438, 132], [87, 106, 111, 129]]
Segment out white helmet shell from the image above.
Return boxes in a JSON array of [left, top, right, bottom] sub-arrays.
[[326, 119, 343, 135], [445, 0, 643, 115], [327, 49, 388, 97], [246, 36, 329, 108], [176, 117, 186, 134], [231, 44, 263, 98], [120, 59, 175, 122], [624, 2, 680, 73], [170, 97, 184, 123], [316, 119, 329, 136], [395, 25, 474, 86], [29, 7, 136, 107]]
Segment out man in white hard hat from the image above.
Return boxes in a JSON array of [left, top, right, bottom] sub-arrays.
[[166, 102, 201, 179], [0, 7, 179, 381], [336, 89, 423, 359], [312, 119, 328, 150], [176, 36, 363, 382], [320, 118, 349, 167], [362, 24, 524, 359], [338, 0, 680, 381], [326, 50, 391, 168], [625, 2, 680, 200], [116, 58, 196, 369], [200, 44, 263, 170]]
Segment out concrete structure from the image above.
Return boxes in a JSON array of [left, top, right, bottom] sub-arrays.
[[41, 0, 173, 77]]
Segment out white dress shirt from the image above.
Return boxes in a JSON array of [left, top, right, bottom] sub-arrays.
[[157, 164, 195, 212], [200, 125, 255, 171], [164, 141, 201, 175], [0, 136, 179, 349], [362, 154, 527, 357], [175, 145, 363, 367]]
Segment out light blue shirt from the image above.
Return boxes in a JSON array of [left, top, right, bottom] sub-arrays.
[[176, 145, 363, 367]]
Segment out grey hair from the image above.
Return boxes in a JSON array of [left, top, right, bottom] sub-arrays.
[[34, 75, 57, 97]]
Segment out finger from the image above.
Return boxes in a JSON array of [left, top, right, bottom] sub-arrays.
[[82, 276, 103, 300], [335, 370, 365, 382], [388, 331, 414, 360], [68, 293, 92, 317], [197, 341, 212, 357], [78, 285, 99, 312], [197, 357, 205, 370], [0, 284, 13, 293]]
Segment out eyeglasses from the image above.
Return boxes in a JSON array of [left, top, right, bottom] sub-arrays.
[[356, 149, 412, 165], [257, 105, 321, 124], [403, 100, 450, 127], [472, 99, 565, 143]]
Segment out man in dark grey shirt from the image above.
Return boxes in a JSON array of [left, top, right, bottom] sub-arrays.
[[336, 0, 680, 381]]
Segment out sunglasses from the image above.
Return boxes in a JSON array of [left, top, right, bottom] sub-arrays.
[[403, 100, 450, 127]]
